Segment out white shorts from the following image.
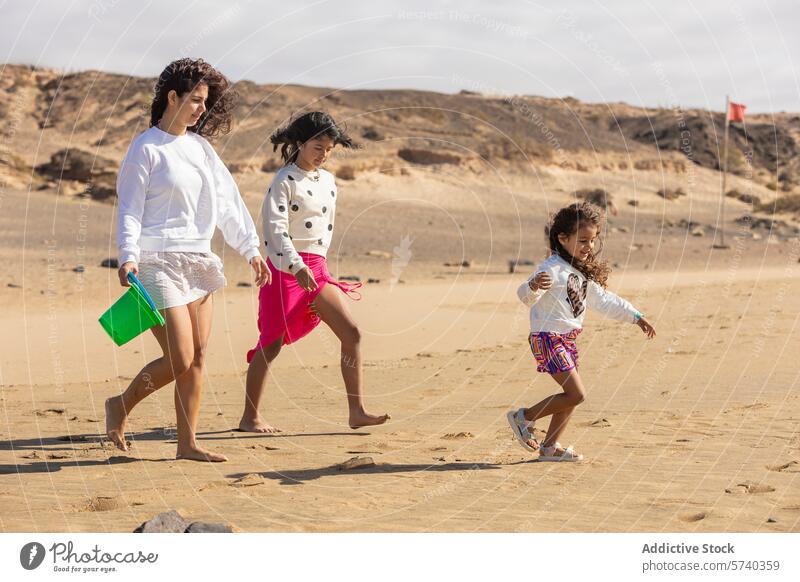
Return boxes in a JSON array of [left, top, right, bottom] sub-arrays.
[[137, 251, 226, 310]]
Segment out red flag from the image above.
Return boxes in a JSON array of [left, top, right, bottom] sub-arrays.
[[728, 101, 746, 122]]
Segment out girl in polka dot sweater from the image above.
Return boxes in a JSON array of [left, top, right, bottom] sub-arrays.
[[239, 112, 390, 433]]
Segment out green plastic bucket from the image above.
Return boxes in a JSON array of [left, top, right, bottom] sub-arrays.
[[99, 273, 165, 346]]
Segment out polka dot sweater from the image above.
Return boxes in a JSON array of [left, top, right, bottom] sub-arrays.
[[261, 163, 337, 274]]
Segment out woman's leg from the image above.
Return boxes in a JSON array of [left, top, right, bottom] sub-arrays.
[[174, 293, 227, 462], [310, 284, 389, 428], [105, 305, 195, 451], [238, 335, 284, 433]]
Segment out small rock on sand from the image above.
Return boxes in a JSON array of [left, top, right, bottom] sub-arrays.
[[135, 510, 235, 532], [185, 522, 234, 533], [134, 510, 190, 533]]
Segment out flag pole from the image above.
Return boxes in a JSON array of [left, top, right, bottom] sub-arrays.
[[720, 94, 730, 248]]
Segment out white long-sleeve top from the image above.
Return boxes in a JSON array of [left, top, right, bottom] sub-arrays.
[[116, 126, 260, 266], [517, 254, 640, 333], [261, 163, 337, 274]]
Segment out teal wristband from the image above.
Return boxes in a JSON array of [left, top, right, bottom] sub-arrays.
[[634, 311, 643, 322]]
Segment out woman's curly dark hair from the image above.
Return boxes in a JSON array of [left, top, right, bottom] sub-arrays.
[[150, 58, 236, 139], [546, 201, 611, 288], [270, 111, 355, 164]]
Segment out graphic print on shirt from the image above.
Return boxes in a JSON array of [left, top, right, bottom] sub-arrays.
[[566, 273, 588, 317]]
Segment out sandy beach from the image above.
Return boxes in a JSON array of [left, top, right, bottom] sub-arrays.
[[1, 186, 798, 531], [2, 64, 799, 533]]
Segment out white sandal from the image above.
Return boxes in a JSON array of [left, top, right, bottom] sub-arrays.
[[506, 408, 539, 452], [539, 442, 583, 462]]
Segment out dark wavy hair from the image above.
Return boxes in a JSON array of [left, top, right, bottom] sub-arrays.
[[150, 58, 236, 139], [546, 202, 611, 288], [270, 111, 355, 164]]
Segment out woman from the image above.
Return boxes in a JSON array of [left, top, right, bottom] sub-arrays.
[[106, 58, 269, 462]]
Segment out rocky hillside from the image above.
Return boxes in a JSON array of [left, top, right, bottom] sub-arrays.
[[1, 63, 798, 210]]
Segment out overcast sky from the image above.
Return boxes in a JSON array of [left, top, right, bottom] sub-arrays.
[[1, 0, 797, 113]]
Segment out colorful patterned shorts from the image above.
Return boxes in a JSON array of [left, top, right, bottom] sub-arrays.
[[529, 329, 582, 374]]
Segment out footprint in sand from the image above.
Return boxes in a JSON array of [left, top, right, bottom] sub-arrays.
[[766, 461, 799, 473], [230, 474, 265, 488], [198, 481, 229, 492], [723, 402, 769, 415], [83, 496, 123, 512], [34, 408, 65, 417], [725, 481, 776, 494], [680, 511, 708, 523], [442, 432, 474, 440]]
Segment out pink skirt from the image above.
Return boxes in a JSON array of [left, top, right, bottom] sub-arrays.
[[246, 253, 362, 363]]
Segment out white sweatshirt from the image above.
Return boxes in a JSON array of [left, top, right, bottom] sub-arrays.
[[517, 254, 640, 333], [116, 126, 260, 266], [261, 163, 337, 274]]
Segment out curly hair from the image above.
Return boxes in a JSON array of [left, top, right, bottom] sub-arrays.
[[546, 201, 611, 288], [150, 58, 236, 139], [270, 111, 355, 164]]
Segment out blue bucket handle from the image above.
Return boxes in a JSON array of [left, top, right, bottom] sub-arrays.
[[128, 272, 158, 312]]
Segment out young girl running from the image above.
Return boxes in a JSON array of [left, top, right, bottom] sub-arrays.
[[507, 202, 656, 461], [238, 112, 390, 433], [106, 58, 269, 462]]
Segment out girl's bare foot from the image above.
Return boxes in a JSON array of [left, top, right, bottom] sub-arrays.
[[349, 411, 390, 429], [237, 414, 282, 433], [176, 446, 228, 462], [105, 397, 129, 452]]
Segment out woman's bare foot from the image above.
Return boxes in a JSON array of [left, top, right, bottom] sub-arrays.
[[105, 397, 129, 452], [237, 414, 282, 434], [176, 446, 228, 462], [349, 411, 390, 429]]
